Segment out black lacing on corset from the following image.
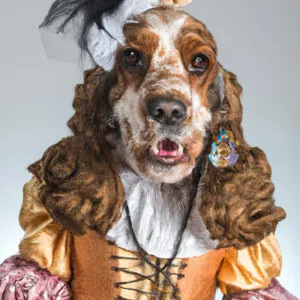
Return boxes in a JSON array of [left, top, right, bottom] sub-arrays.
[[111, 160, 203, 299]]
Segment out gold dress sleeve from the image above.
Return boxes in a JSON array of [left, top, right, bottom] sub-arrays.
[[217, 233, 282, 295], [18, 177, 72, 282]]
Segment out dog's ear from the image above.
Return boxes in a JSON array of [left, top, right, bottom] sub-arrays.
[[200, 66, 286, 249]]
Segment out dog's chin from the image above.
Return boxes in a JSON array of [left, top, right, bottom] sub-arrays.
[[142, 163, 194, 184]]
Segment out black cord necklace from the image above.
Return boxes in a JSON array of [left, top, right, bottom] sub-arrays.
[[124, 159, 203, 296]]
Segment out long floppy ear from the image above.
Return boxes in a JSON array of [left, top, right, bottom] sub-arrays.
[[200, 66, 286, 249], [25, 67, 123, 236]]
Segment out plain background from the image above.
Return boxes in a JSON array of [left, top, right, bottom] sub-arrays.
[[0, 0, 299, 298]]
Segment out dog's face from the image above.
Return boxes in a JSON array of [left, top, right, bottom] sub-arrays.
[[108, 7, 222, 183]]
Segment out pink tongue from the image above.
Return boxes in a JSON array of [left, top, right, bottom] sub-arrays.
[[158, 139, 179, 157]]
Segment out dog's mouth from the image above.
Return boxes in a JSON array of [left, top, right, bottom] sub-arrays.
[[148, 138, 188, 164]]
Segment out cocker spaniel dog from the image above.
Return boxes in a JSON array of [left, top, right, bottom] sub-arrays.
[[30, 6, 285, 245]]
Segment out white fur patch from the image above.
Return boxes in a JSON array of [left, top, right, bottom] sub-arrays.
[[114, 88, 146, 143], [141, 12, 191, 99], [107, 168, 217, 258], [191, 92, 212, 136]]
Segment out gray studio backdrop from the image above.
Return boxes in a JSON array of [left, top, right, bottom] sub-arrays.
[[0, 0, 299, 298]]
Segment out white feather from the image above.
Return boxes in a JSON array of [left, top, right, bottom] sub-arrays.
[[87, 24, 118, 71]]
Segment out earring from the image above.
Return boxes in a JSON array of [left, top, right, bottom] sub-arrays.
[[209, 128, 239, 168]]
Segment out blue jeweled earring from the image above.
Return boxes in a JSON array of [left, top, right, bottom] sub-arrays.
[[209, 128, 239, 168]]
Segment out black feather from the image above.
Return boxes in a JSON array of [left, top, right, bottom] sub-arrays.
[[40, 0, 125, 52]]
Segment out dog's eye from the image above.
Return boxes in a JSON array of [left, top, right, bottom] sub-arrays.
[[123, 49, 141, 67], [190, 54, 209, 73]]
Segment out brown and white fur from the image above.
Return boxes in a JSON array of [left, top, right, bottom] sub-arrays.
[[109, 8, 219, 184]]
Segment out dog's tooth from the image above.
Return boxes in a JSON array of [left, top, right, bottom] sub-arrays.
[[177, 144, 184, 155], [170, 151, 177, 157], [174, 151, 181, 157], [153, 145, 159, 155]]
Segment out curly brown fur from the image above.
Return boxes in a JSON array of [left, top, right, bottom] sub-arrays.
[[28, 135, 124, 236], [200, 147, 286, 249], [67, 67, 118, 139]]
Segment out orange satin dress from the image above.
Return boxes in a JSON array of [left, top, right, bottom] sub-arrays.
[[18, 177, 282, 299]]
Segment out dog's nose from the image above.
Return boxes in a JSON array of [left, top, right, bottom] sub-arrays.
[[147, 98, 187, 125]]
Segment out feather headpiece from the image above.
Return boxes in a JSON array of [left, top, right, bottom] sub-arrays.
[[40, 0, 192, 70]]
